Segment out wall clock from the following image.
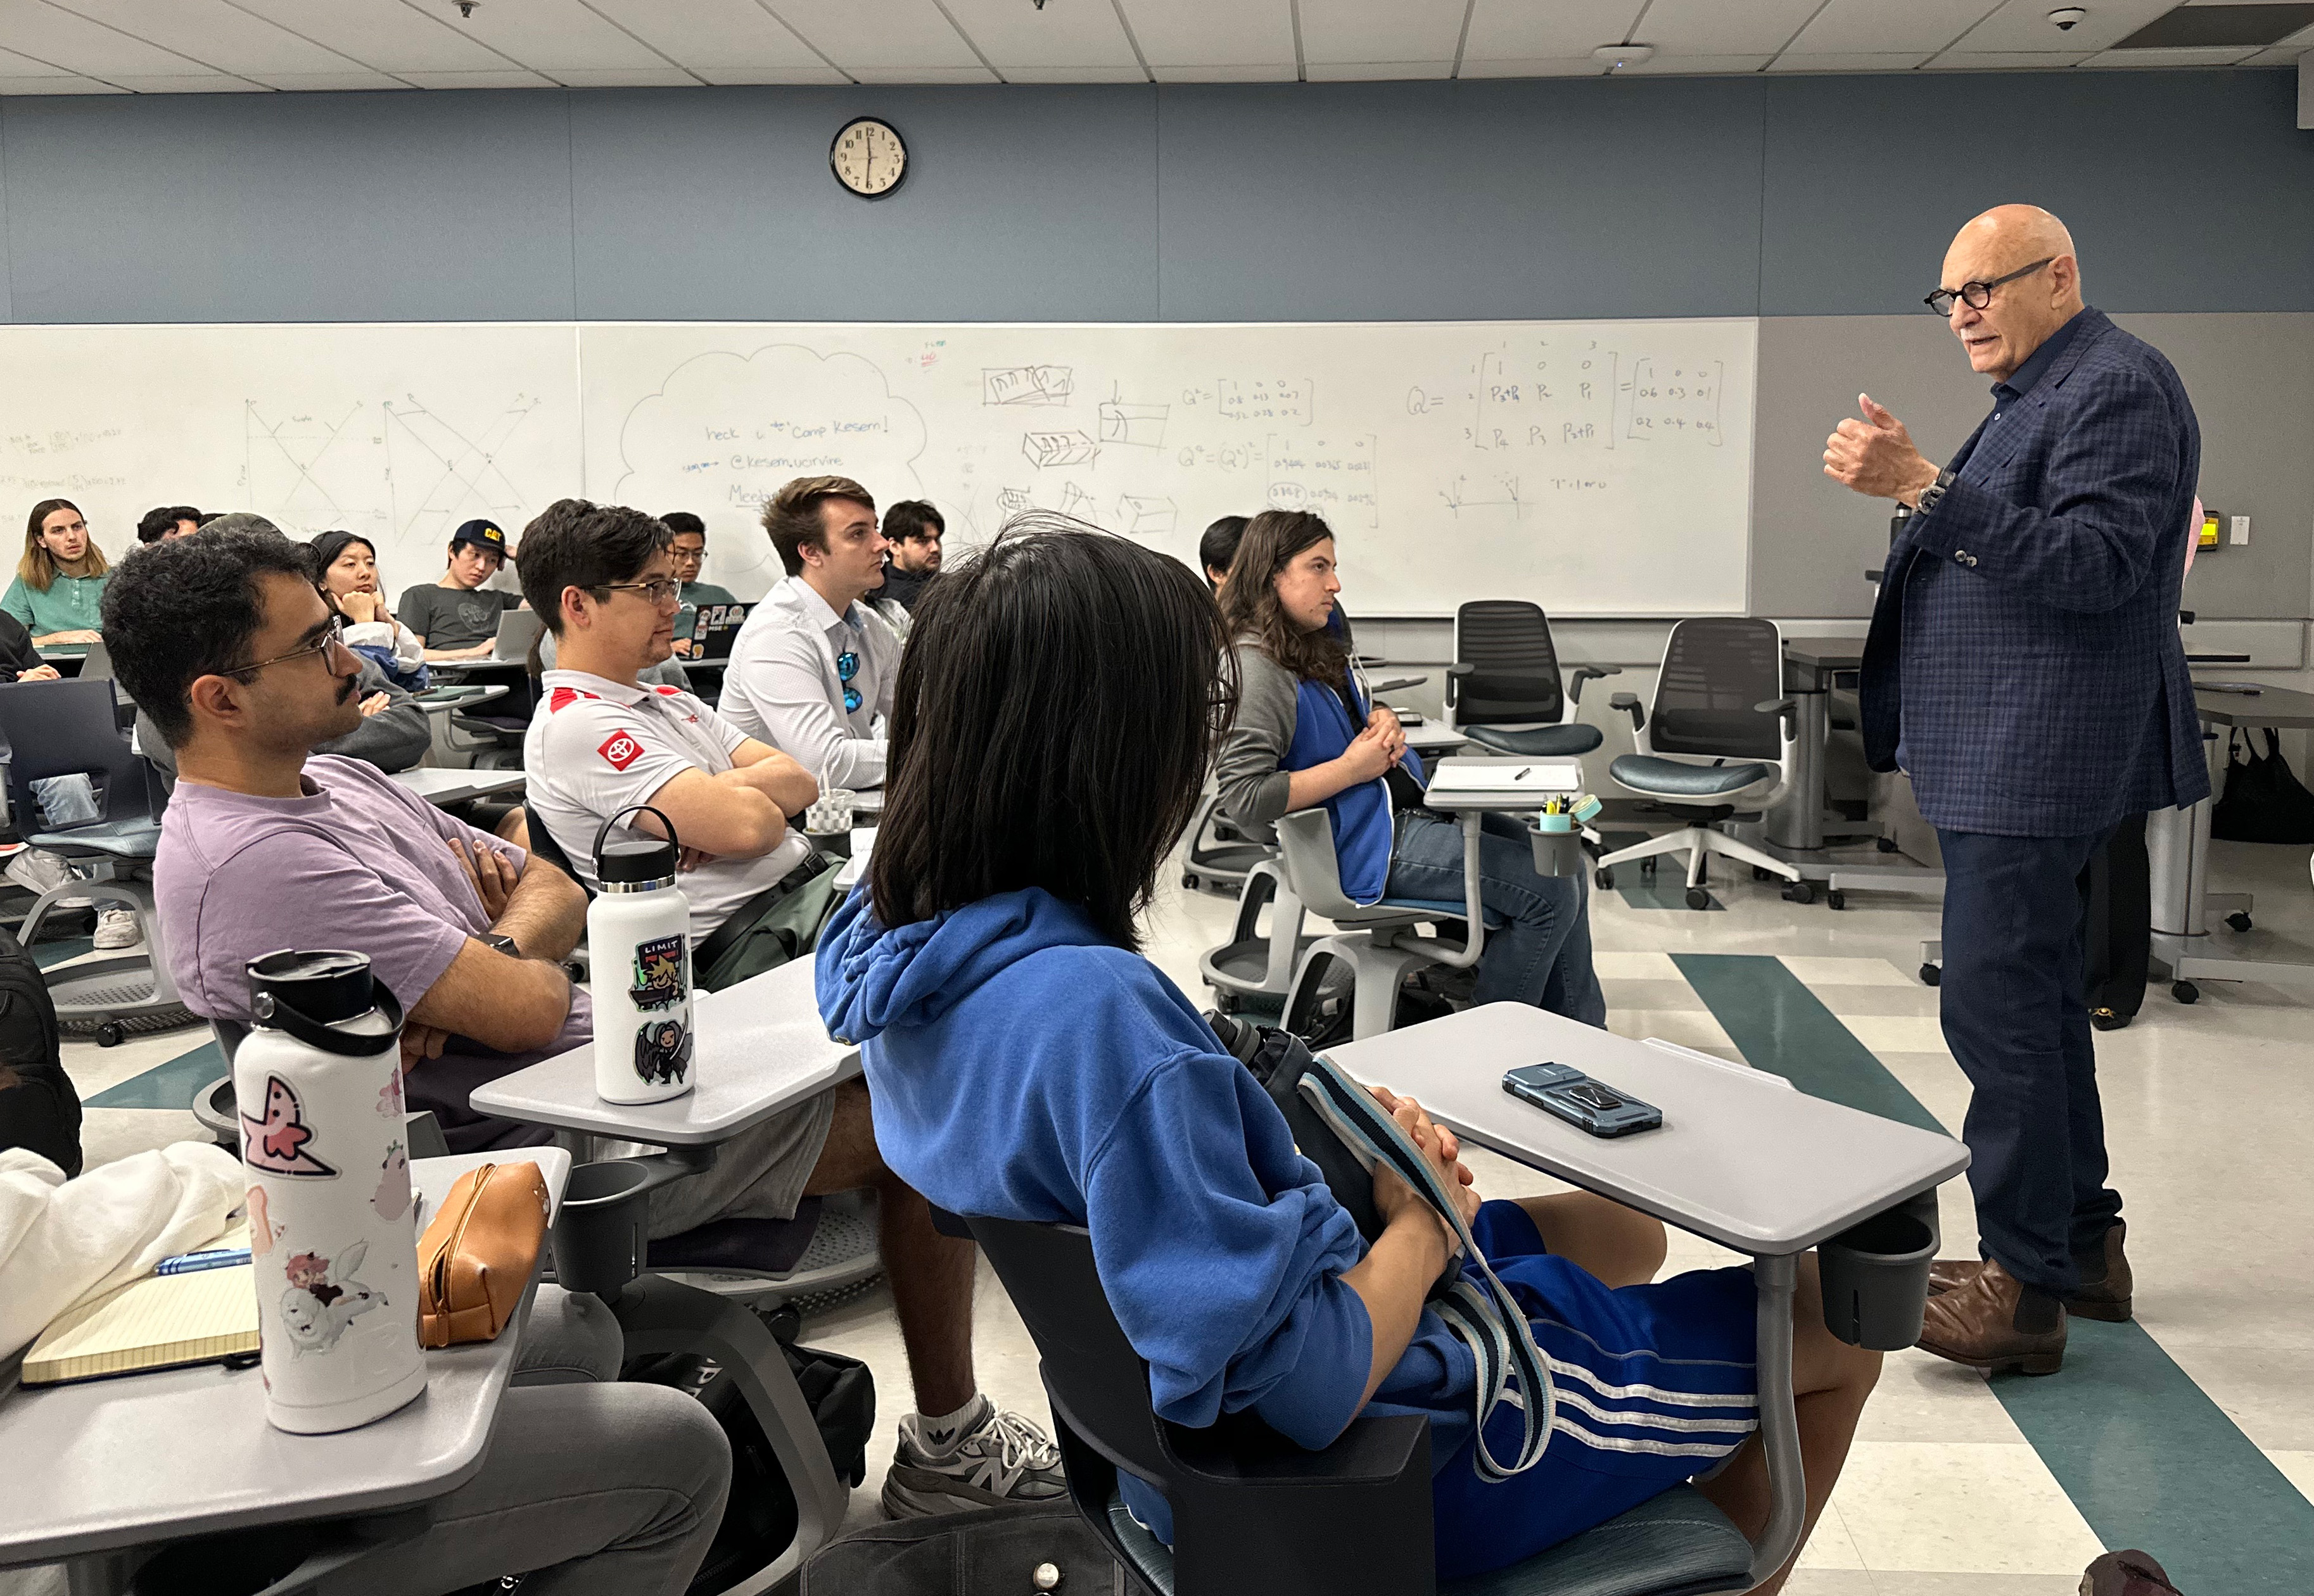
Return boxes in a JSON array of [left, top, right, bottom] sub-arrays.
[[830, 117, 906, 200]]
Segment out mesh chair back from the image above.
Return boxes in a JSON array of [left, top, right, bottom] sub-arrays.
[[1452, 601, 1564, 725], [1647, 618, 1783, 761], [0, 678, 154, 828]]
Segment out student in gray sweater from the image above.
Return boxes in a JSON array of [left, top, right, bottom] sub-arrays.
[[1212, 511, 1602, 1024]]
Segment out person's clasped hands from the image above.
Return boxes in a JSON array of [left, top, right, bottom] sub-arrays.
[[1342, 706, 1407, 782], [1368, 1084, 1480, 1260]]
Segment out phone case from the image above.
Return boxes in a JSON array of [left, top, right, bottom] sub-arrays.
[[1502, 1065, 1663, 1138]]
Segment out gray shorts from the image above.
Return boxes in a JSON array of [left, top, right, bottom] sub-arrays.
[[642, 1087, 838, 1239]]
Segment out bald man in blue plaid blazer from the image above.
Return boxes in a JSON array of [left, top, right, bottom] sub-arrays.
[[1826, 206, 2204, 1378]]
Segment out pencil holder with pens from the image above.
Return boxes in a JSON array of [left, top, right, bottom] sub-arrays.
[[1528, 794, 1600, 878]]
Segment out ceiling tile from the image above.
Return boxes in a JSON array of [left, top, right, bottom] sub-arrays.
[[1004, 64, 1148, 81], [247, 70, 412, 89], [2239, 41, 2314, 61], [0, 0, 217, 75], [938, 0, 1140, 72], [226, 1, 516, 72], [1780, 0, 1998, 56], [1947, 0, 2173, 53], [1620, 52, 1772, 73], [0, 43, 75, 74], [1148, 61, 1296, 80], [1297, 0, 1466, 65], [1456, 56, 1608, 75], [1765, 50, 1932, 70], [396, 0, 667, 72], [584, 0, 833, 76], [1631, 0, 1819, 55], [110, 74, 267, 90], [553, 66, 701, 85], [395, 68, 561, 87], [2080, 42, 2260, 63], [0, 73, 125, 91], [1121, 0, 1295, 67], [849, 65, 998, 82], [45, 0, 363, 74], [1306, 60, 1454, 79], [760, 0, 981, 72], [1462, 0, 1644, 60], [1921, 48, 2094, 67]]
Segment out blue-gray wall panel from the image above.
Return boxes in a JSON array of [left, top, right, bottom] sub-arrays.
[[0, 91, 576, 324], [569, 85, 1157, 322], [1760, 70, 2314, 317], [1154, 79, 1767, 322]]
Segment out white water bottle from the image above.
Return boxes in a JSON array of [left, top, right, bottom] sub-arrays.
[[235, 949, 427, 1435], [588, 804, 697, 1106]]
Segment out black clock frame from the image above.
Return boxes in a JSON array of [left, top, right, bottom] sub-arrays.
[[829, 115, 908, 201]]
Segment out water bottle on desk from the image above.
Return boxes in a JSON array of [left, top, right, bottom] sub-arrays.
[[588, 804, 696, 1106], [235, 949, 426, 1435]]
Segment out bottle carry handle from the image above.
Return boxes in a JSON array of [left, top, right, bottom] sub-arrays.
[[594, 804, 682, 872], [252, 982, 405, 1058]]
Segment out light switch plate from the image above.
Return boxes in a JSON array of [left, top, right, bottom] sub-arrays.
[[2230, 516, 2250, 546]]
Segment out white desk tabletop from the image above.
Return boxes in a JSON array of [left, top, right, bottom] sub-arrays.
[[469, 956, 859, 1146], [390, 768, 528, 806], [0, 1148, 571, 1568], [416, 684, 510, 717], [1420, 756, 1584, 810], [1402, 724, 1471, 753], [1326, 1004, 1965, 1255], [835, 827, 876, 892]]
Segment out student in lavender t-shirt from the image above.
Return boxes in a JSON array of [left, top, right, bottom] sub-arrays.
[[105, 519, 591, 1155]]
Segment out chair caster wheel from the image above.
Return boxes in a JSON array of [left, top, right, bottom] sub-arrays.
[[97, 1022, 125, 1048], [1826, 889, 1847, 910], [1181, 873, 1199, 892], [1684, 887, 1710, 910], [1781, 880, 1815, 905], [2171, 980, 2199, 1004], [1639, 857, 1657, 875], [1214, 991, 1242, 1015], [1919, 963, 1941, 987], [1876, 836, 1900, 853], [2225, 911, 2253, 933], [1594, 868, 1615, 890], [1753, 866, 1770, 882]]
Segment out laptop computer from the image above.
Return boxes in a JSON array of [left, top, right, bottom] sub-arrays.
[[490, 608, 546, 663], [687, 602, 753, 661]]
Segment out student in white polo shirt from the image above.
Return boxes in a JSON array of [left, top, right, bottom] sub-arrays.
[[718, 475, 901, 789], [517, 498, 1068, 1515]]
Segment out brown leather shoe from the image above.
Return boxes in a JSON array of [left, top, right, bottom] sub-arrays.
[[1928, 1257, 1987, 1296], [1916, 1258, 2066, 1374], [2068, 1221, 2133, 1322]]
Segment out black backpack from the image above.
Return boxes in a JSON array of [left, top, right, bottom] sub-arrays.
[[2211, 728, 2314, 845], [0, 921, 77, 1176], [799, 1502, 1126, 1596]]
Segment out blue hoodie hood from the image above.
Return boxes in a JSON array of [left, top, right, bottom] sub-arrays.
[[817, 882, 1111, 1046]]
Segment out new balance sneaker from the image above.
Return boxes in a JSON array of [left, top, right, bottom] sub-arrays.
[[93, 909, 142, 951], [882, 1396, 1068, 1518]]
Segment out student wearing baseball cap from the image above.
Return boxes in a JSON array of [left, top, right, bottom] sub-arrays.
[[397, 517, 526, 661]]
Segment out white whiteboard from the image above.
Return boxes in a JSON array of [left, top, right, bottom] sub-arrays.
[[582, 320, 1756, 615], [0, 318, 1754, 618]]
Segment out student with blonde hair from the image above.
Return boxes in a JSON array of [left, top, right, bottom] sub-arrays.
[[5, 499, 113, 646]]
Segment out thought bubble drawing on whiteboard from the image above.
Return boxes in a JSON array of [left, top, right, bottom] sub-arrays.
[[613, 344, 927, 591]]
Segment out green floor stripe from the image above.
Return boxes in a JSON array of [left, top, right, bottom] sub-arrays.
[[1670, 953, 1940, 1133], [1674, 951, 2314, 1592], [29, 936, 95, 970], [86, 1039, 224, 1110]]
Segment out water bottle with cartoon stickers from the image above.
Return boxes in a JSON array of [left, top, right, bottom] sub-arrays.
[[587, 804, 697, 1106], [236, 949, 427, 1434]]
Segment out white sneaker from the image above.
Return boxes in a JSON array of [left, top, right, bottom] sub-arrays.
[[93, 908, 141, 950], [882, 1397, 1068, 1517]]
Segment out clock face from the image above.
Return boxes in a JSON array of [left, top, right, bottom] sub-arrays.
[[830, 117, 906, 199]]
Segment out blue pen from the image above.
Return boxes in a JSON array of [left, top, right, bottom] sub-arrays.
[[156, 1247, 252, 1277]]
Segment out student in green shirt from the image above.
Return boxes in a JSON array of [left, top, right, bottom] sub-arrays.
[[664, 511, 739, 657], [4, 499, 112, 646]]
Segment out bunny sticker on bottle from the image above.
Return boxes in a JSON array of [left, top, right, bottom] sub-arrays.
[[279, 1242, 385, 1356]]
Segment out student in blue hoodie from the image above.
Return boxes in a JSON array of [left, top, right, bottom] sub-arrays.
[[816, 518, 1880, 1590], [1214, 509, 1603, 1024]]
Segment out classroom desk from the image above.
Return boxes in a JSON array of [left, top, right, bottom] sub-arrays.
[[1402, 723, 1471, 756], [2147, 684, 2314, 1001], [0, 1148, 572, 1586], [834, 826, 876, 892], [390, 767, 528, 808], [469, 954, 858, 1146], [39, 644, 88, 679], [414, 683, 510, 717]]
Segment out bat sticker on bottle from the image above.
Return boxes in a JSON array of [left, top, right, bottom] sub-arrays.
[[590, 804, 697, 1106]]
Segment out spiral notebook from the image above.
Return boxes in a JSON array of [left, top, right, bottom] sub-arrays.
[[23, 1224, 259, 1386]]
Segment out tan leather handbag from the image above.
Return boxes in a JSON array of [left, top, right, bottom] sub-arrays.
[[417, 1160, 551, 1348]]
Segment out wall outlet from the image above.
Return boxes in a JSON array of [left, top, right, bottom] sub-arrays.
[[2229, 515, 2250, 546]]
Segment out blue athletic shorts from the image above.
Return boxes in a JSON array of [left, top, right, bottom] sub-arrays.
[[1430, 1201, 1759, 1581]]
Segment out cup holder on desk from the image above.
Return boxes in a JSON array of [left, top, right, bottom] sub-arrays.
[[552, 1158, 652, 1296], [1819, 1189, 1938, 1351], [1529, 817, 1585, 878]]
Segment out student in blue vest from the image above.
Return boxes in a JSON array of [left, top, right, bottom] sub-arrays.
[[1214, 510, 1602, 1023], [815, 518, 1880, 1590]]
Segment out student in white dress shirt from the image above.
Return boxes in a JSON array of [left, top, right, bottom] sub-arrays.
[[717, 476, 901, 790]]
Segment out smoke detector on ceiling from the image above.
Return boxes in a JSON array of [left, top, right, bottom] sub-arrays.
[[1592, 42, 1655, 73], [2047, 8, 2086, 30]]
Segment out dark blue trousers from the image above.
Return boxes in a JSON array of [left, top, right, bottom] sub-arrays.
[[1936, 827, 2125, 1296]]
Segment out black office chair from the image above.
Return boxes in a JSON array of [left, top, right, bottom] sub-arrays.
[[957, 1213, 1757, 1596], [446, 661, 539, 770], [0, 678, 195, 1044], [1446, 601, 1615, 759]]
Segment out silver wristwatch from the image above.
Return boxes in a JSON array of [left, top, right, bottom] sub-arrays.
[[1914, 468, 1955, 516]]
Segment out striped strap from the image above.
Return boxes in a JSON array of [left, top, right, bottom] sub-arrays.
[[1296, 1054, 1554, 1481]]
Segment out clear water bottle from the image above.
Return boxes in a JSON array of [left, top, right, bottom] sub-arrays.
[[236, 949, 427, 1435], [588, 804, 696, 1106]]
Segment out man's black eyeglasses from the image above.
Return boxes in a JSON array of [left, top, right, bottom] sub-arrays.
[[226, 617, 348, 678], [1924, 258, 2053, 317]]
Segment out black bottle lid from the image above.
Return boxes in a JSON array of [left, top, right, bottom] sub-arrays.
[[247, 949, 374, 1026], [599, 835, 678, 887]]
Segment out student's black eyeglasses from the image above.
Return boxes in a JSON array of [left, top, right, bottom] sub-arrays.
[[597, 578, 683, 609], [1924, 258, 2052, 317], [226, 618, 348, 678]]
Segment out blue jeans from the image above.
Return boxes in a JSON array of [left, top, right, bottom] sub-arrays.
[[1387, 811, 1605, 1025]]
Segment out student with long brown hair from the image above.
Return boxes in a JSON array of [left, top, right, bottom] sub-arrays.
[[5, 499, 113, 646], [1214, 509, 1601, 1022]]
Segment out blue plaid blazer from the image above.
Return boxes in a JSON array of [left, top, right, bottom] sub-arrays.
[[1859, 309, 2208, 837]]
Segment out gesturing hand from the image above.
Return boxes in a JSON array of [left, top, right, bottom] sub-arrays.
[[359, 692, 391, 718], [1823, 393, 1940, 504]]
